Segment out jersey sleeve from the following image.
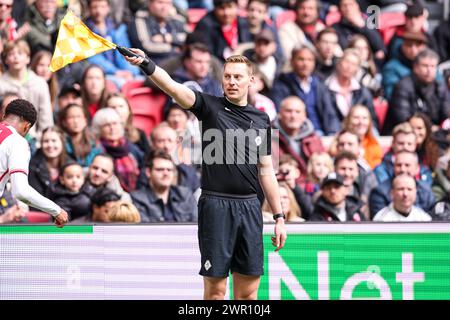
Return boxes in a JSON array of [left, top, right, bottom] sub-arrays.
[[189, 91, 209, 120], [7, 136, 30, 174]]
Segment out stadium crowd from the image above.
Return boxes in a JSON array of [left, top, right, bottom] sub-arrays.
[[0, 0, 449, 224]]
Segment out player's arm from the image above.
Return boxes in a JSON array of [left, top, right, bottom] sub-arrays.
[[258, 155, 287, 251], [9, 172, 68, 227], [124, 48, 196, 110]]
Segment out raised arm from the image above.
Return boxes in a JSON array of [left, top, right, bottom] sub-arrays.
[[124, 48, 196, 109]]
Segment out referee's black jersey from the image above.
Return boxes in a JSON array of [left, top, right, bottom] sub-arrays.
[[190, 91, 272, 195]]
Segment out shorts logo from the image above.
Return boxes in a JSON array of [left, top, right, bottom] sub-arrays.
[[204, 260, 212, 271]]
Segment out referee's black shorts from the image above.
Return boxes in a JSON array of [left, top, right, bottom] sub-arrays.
[[197, 190, 264, 278]]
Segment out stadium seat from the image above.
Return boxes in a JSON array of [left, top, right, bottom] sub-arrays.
[[24, 211, 52, 223], [276, 10, 296, 28], [106, 79, 119, 93], [378, 12, 406, 46], [187, 8, 207, 31], [373, 97, 389, 132], [121, 80, 146, 97], [123, 83, 168, 136]]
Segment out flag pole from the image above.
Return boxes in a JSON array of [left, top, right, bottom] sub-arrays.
[[115, 46, 150, 66]]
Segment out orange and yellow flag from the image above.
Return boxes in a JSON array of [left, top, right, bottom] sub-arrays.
[[50, 10, 116, 72]]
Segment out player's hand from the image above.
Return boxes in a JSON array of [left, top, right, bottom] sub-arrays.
[[272, 219, 287, 252], [124, 48, 146, 66], [54, 209, 69, 228]]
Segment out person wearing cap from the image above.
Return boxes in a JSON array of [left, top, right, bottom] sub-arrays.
[[0, 99, 68, 227], [310, 172, 366, 222], [387, 0, 438, 60], [128, 0, 187, 63], [387, 49, 449, 133], [373, 174, 431, 222], [382, 31, 429, 100], [56, 86, 82, 113], [243, 28, 283, 86], [192, 0, 252, 62]]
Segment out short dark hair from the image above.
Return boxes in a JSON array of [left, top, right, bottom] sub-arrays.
[[91, 187, 120, 209], [59, 161, 82, 176], [4, 99, 37, 126], [146, 150, 174, 169], [317, 27, 338, 42], [182, 43, 211, 61], [334, 151, 358, 167], [413, 48, 440, 66]]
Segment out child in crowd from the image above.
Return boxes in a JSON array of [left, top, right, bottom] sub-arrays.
[[303, 152, 334, 197], [52, 162, 95, 220]]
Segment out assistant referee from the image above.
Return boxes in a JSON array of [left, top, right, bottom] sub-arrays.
[[125, 49, 287, 300]]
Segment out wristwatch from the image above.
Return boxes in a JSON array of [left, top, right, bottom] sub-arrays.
[[273, 213, 286, 221]]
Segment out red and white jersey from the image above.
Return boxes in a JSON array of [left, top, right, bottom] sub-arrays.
[[0, 123, 30, 195]]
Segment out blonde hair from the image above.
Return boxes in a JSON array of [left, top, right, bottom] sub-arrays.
[[1, 40, 30, 64], [224, 55, 254, 75], [262, 181, 302, 221], [108, 201, 141, 223], [307, 152, 334, 183]]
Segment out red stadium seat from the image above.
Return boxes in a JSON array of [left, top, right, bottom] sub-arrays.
[[373, 97, 389, 132], [121, 80, 146, 97], [106, 79, 119, 93], [187, 8, 207, 31], [378, 12, 406, 46], [123, 83, 168, 136], [24, 211, 52, 223], [276, 10, 296, 28]]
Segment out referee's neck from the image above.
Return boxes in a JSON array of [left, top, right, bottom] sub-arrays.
[[225, 96, 247, 107]]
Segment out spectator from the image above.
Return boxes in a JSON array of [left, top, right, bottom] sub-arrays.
[[271, 96, 325, 178], [271, 46, 340, 135], [386, 49, 450, 134], [342, 104, 382, 168], [74, 187, 122, 223], [165, 103, 202, 166], [52, 162, 95, 220], [432, 158, 450, 202], [0, 204, 26, 224], [92, 107, 145, 192], [171, 42, 222, 96], [302, 151, 334, 198], [347, 35, 382, 96], [24, 0, 65, 55], [108, 201, 141, 223], [325, 48, 379, 130], [128, 0, 187, 63], [58, 103, 103, 168], [374, 122, 432, 186], [80, 64, 110, 119], [131, 150, 197, 222], [373, 174, 431, 222], [409, 113, 441, 170], [433, 9, 450, 62], [276, 154, 314, 219], [388, 1, 438, 60], [0, 40, 53, 145], [192, 0, 251, 62], [150, 123, 201, 195], [56, 85, 82, 113], [248, 68, 277, 121], [314, 27, 341, 81], [429, 195, 450, 221], [262, 181, 304, 222], [0, 0, 30, 43], [29, 126, 67, 201], [369, 151, 435, 218], [105, 93, 152, 156], [332, 0, 385, 64], [0, 91, 19, 116], [86, 154, 132, 202], [30, 50, 58, 110], [278, 0, 326, 69], [334, 151, 372, 219], [382, 31, 428, 100], [243, 29, 282, 87], [84, 0, 142, 89], [310, 172, 365, 222]]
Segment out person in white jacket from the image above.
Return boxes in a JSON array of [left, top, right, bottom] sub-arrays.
[[0, 99, 68, 227]]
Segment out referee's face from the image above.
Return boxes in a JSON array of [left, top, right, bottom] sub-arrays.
[[222, 62, 254, 106]]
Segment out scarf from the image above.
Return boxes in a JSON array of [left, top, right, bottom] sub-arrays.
[[102, 138, 140, 192]]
